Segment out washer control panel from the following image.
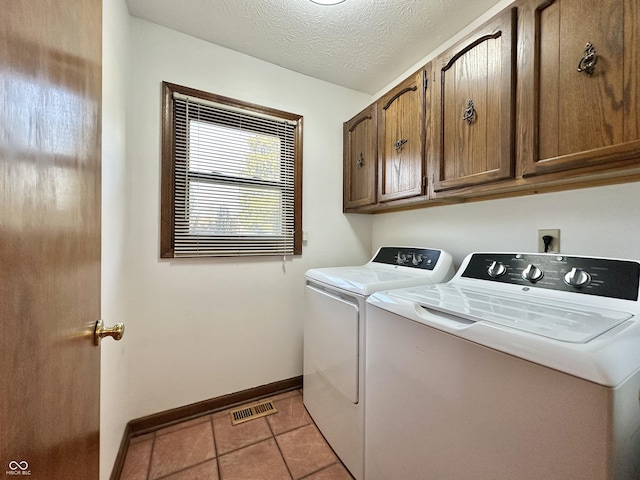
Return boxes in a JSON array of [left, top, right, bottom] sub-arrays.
[[462, 253, 640, 301], [372, 247, 442, 271]]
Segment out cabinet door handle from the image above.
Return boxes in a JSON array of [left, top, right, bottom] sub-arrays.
[[462, 99, 475, 124], [356, 152, 364, 167], [393, 139, 407, 150], [577, 42, 597, 76]]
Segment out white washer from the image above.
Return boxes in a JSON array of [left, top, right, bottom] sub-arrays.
[[365, 252, 640, 480], [303, 247, 454, 480]]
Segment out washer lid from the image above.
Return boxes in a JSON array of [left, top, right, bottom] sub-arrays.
[[390, 284, 634, 343]]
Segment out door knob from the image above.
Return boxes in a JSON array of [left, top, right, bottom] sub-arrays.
[[94, 319, 125, 346]]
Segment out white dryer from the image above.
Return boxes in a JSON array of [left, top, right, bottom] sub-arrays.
[[303, 247, 454, 480], [365, 252, 640, 480]]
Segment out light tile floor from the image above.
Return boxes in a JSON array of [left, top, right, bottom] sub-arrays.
[[120, 390, 355, 480]]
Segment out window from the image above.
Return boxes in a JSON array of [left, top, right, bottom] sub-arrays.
[[161, 82, 303, 257]]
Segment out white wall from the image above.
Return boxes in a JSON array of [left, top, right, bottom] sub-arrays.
[[372, 184, 640, 268], [125, 18, 371, 420], [101, 0, 131, 478]]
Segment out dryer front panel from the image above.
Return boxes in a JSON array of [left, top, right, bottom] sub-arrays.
[[304, 283, 359, 403]]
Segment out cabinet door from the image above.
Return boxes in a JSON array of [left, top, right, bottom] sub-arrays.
[[343, 104, 377, 209], [378, 70, 426, 202], [519, 0, 640, 176], [432, 8, 516, 192]]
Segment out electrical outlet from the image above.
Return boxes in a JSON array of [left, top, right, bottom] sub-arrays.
[[538, 229, 560, 253]]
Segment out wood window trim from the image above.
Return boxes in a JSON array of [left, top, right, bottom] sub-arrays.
[[160, 81, 303, 258]]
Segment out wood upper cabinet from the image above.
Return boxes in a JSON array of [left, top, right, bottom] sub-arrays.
[[378, 68, 427, 202], [432, 8, 517, 192], [343, 0, 640, 214], [518, 0, 640, 176], [343, 103, 377, 209]]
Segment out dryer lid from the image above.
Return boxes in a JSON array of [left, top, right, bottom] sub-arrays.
[[306, 265, 436, 295]]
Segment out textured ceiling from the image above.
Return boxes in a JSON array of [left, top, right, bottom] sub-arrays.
[[126, 0, 502, 94]]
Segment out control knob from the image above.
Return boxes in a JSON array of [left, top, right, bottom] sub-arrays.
[[521, 264, 543, 283], [487, 261, 507, 278], [411, 253, 424, 266], [564, 267, 591, 288]]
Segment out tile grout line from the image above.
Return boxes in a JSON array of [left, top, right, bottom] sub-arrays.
[[275, 422, 342, 480], [152, 458, 217, 480], [145, 420, 218, 480], [152, 415, 212, 439], [266, 405, 295, 480], [297, 461, 345, 480], [213, 411, 274, 454], [212, 396, 312, 457], [210, 415, 222, 480], [144, 432, 156, 480], [215, 432, 273, 457], [295, 404, 356, 480], [133, 392, 343, 480]]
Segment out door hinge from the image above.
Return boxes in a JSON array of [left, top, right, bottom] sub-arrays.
[[422, 176, 427, 188]]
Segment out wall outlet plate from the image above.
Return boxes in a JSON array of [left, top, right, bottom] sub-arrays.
[[538, 229, 560, 253]]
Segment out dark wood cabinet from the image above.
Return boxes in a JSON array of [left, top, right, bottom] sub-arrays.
[[343, 104, 377, 209], [342, 0, 640, 214], [432, 8, 517, 193], [378, 69, 427, 202], [518, 0, 640, 177]]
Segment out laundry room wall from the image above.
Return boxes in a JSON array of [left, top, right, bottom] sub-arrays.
[[371, 183, 640, 268], [367, 0, 640, 267], [101, 0, 131, 478], [124, 17, 372, 421]]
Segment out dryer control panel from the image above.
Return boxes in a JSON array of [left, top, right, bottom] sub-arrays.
[[372, 247, 442, 270], [462, 253, 640, 301]]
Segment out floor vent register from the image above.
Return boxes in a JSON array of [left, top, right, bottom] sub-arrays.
[[229, 400, 278, 425]]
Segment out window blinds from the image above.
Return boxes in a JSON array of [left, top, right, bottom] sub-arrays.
[[172, 94, 297, 257]]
